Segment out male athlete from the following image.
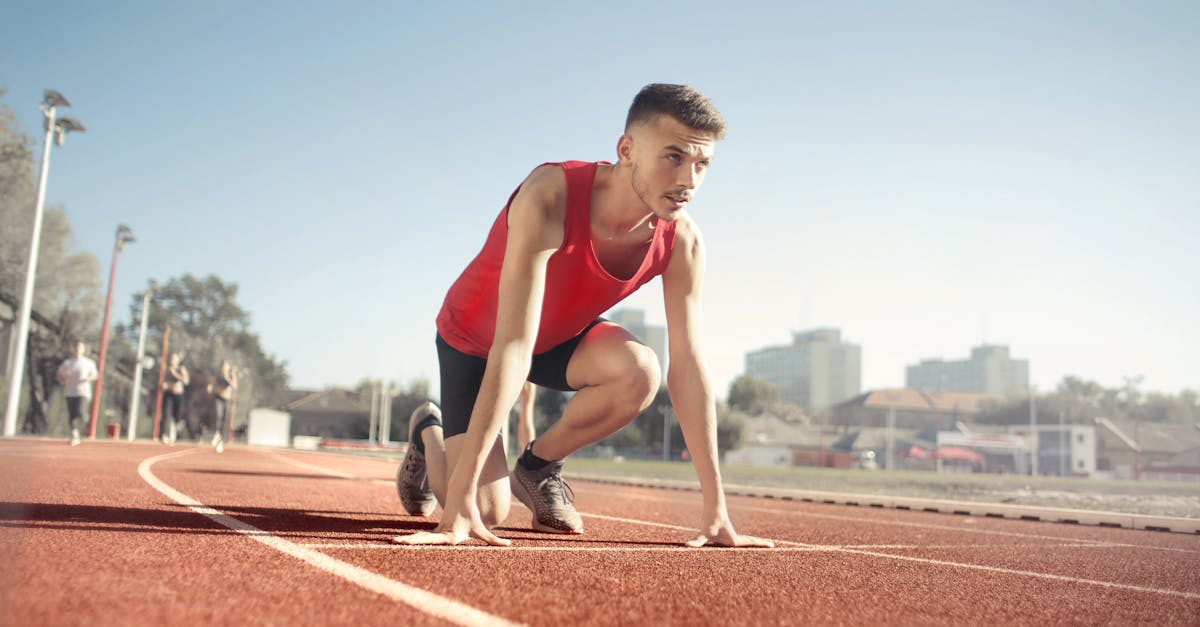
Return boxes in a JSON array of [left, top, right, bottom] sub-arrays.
[[395, 84, 771, 548]]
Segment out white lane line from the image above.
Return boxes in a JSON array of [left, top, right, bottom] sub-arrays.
[[823, 544, 1200, 601], [241, 454, 1200, 600], [270, 452, 358, 479], [305, 544, 824, 552], [270, 452, 396, 487], [301, 542, 1117, 552], [578, 493, 1200, 600], [583, 511, 696, 532], [138, 449, 521, 627], [583, 483, 1200, 553]]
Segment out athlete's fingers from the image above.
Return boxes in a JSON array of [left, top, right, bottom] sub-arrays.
[[472, 528, 512, 547], [684, 534, 711, 548], [685, 533, 775, 548], [715, 530, 772, 547], [391, 531, 457, 545]]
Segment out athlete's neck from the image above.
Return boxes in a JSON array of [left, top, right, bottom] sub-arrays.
[[591, 163, 655, 240]]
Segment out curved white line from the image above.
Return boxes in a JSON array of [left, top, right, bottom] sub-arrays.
[[137, 449, 520, 627]]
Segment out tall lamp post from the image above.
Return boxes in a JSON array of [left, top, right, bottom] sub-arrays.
[[2, 89, 86, 438], [87, 224, 136, 438], [126, 281, 156, 441]]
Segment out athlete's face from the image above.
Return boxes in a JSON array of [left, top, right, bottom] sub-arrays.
[[620, 115, 715, 221], [74, 341, 86, 358]]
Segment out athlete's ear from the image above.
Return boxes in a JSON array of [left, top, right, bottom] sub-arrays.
[[616, 132, 634, 167]]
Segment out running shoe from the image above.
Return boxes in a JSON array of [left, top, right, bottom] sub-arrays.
[[215, 437, 224, 454], [69, 429, 81, 446], [396, 403, 440, 516], [509, 460, 583, 534]]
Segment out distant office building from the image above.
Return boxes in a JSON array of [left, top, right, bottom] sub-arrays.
[[744, 328, 862, 413], [906, 344, 1029, 394], [608, 308, 667, 380]]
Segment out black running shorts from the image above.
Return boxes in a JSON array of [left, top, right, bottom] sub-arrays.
[[436, 319, 604, 438]]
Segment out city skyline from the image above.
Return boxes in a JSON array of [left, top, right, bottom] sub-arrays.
[[2, 2, 1196, 399]]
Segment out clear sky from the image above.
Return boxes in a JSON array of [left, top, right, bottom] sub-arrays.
[[2, 1, 1197, 399]]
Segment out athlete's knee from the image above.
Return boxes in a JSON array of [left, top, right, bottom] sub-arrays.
[[615, 344, 660, 415]]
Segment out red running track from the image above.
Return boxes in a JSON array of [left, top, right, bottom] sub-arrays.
[[2, 439, 1198, 626]]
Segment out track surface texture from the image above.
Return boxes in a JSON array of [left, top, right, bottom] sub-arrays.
[[2, 439, 1198, 626]]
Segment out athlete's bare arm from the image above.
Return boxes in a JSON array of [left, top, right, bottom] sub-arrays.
[[662, 215, 774, 549], [397, 164, 567, 546]]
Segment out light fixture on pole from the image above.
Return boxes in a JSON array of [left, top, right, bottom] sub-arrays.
[[126, 281, 156, 441], [88, 224, 136, 439], [2, 89, 86, 438]]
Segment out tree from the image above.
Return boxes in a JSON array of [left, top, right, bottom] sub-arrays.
[[388, 378, 432, 442], [715, 404, 747, 455], [727, 374, 779, 415], [533, 387, 569, 432], [121, 273, 288, 438], [975, 375, 1199, 427]]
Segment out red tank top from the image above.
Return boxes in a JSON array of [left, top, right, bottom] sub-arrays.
[[437, 161, 677, 357]]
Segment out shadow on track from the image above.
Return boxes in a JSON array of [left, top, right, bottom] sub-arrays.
[[182, 469, 373, 481], [0, 501, 436, 540]]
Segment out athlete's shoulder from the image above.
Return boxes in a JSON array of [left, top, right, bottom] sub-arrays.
[[669, 210, 704, 248], [511, 163, 570, 225], [519, 163, 568, 200]]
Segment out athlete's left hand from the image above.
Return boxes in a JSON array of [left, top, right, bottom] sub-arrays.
[[685, 511, 774, 548]]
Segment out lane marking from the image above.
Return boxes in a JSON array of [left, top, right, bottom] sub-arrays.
[[270, 452, 357, 478], [301, 542, 1118, 552], [138, 449, 521, 627], [269, 452, 396, 487], [814, 543, 1200, 601], [584, 483, 1200, 554], [235, 452, 1200, 600]]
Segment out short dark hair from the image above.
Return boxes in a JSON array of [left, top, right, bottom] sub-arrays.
[[625, 83, 726, 139]]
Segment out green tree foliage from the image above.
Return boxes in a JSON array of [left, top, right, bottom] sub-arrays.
[[727, 374, 779, 415], [121, 273, 288, 437], [388, 379, 432, 442], [599, 387, 746, 459], [533, 387, 569, 432], [0, 90, 103, 434], [976, 375, 1199, 426]]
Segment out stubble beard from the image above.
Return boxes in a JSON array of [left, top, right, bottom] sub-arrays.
[[630, 162, 679, 221]]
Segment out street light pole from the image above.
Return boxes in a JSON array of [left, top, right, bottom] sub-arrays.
[[87, 224, 135, 438], [126, 282, 155, 441], [2, 90, 85, 437], [1029, 384, 1039, 477]]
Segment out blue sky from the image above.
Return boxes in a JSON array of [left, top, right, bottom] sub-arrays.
[[2, 1, 1197, 398]]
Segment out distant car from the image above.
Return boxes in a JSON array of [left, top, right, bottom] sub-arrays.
[[852, 450, 879, 470]]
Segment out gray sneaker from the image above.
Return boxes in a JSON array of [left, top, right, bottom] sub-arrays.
[[397, 403, 439, 517], [510, 461, 583, 534]]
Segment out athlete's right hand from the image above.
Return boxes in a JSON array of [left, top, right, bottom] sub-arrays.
[[391, 499, 510, 547]]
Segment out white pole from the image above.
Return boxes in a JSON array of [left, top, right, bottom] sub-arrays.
[[661, 406, 671, 462], [380, 383, 392, 445], [2, 106, 57, 437], [126, 287, 153, 440], [367, 380, 379, 443], [886, 405, 896, 471], [1029, 386, 1039, 476], [1058, 409, 1066, 477]]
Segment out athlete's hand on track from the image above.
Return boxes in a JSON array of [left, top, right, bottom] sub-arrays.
[[685, 530, 775, 548], [685, 512, 775, 548], [391, 500, 510, 547]]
